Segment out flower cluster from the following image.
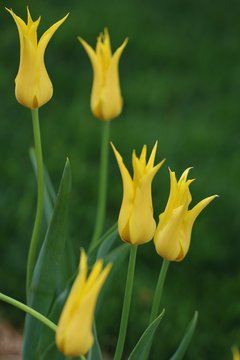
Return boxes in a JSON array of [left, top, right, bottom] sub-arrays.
[[3, 6, 221, 360], [113, 145, 217, 261]]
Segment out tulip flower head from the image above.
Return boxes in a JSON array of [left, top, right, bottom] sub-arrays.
[[56, 250, 111, 356], [112, 142, 164, 245], [154, 168, 217, 261], [6, 7, 68, 109], [79, 29, 128, 121]]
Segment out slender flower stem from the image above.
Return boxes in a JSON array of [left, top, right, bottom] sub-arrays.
[[143, 258, 170, 360], [89, 121, 110, 251], [27, 109, 44, 295], [149, 258, 169, 324], [114, 245, 138, 360], [0, 292, 57, 332]]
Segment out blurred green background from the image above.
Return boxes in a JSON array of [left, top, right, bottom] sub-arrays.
[[0, 0, 240, 358]]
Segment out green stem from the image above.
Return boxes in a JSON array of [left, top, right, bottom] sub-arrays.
[[149, 259, 169, 324], [27, 109, 45, 295], [89, 121, 110, 251], [0, 292, 57, 332], [114, 245, 138, 360], [143, 258, 169, 360]]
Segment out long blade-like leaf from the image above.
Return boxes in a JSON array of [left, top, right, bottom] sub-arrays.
[[23, 159, 72, 359], [169, 311, 198, 360], [128, 310, 165, 360], [96, 226, 118, 259]]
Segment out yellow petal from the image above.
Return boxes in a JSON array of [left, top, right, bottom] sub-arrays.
[[111, 143, 134, 199], [56, 250, 87, 344], [38, 13, 69, 55], [96, 28, 112, 71], [129, 176, 156, 244], [111, 143, 134, 242], [146, 141, 158, 169], [179, 167, 193, 183], [188, 195, 218, 223], [160, 169, 178, 222], [26, 7, 41, 47], [79, 37, 104, 118], [101, 38, 128, 120], [132, 148, 145, 184], [154, 205, 186, 260]]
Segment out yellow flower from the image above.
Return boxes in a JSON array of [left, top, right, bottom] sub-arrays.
[[78, 29, 128, 121], [56, 250, 111, 356], [232, 346, 240, 360], [112, 142, 164, 245], [6, 7, 68, 109], [154, 168, 217, 261]]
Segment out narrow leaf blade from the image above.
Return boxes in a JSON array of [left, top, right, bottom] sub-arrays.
[[128, 310, 165, 360], [23, 159, 72, 359], [169, 311, 198, 360]]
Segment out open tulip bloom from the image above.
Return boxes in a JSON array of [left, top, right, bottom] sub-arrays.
[[79, 29, 128, 121], [112, 142, 165, 245], [154, 168, 217, 261], [6, 7, 68, 109]]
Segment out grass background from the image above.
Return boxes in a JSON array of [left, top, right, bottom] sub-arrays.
[[0, 0, 240, 358]]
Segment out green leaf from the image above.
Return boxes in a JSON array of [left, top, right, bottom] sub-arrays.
[[32, 149, 77, 298], [87, 223, 118, 263], [40, 342, 64, 360], [128, 310, 165, 360], [57, 237, 77, 295], [96, 225, 118, 259], [87, 322, 103, 360], [169, 311, 198, 360], [23, 159, 72, 360], [104, 243, 129, 263]]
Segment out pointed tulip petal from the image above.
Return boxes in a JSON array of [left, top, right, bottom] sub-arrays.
[[188, 195, 218, 222], [101, 38, 128, 120]]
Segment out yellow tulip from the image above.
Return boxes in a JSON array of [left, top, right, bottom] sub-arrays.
[[6, 7, 68, 109], [78, 29, 128, 121], [112, 142, 164, 245], [56, 250, 111, 356], [154, 168, 217, 261]]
